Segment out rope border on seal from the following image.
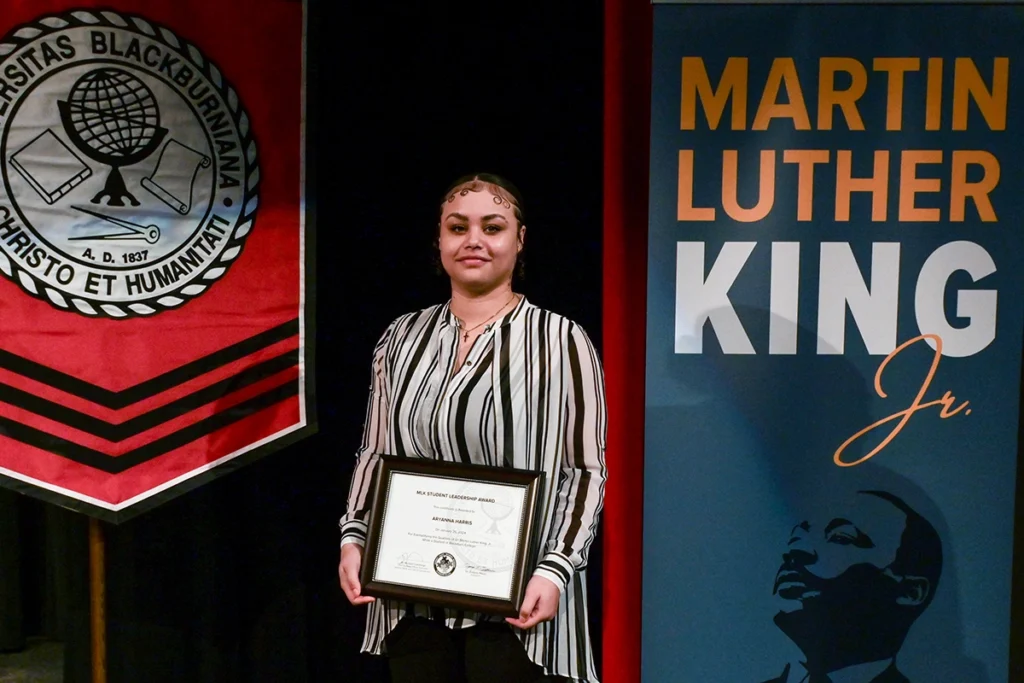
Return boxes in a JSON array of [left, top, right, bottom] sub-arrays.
[[0, 9, 260, 319]]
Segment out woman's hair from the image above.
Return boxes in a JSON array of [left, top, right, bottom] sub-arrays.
[[435, 172, 527, 280], [438, 172, 526, 227]]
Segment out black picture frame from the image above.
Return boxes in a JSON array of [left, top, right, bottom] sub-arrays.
[[360, 455, 544, 617]]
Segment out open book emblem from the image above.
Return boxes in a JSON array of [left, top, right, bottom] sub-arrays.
[[9, 129, 93, 205]]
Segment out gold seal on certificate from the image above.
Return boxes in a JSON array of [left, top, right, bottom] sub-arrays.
[[359, 455, 544, 616]]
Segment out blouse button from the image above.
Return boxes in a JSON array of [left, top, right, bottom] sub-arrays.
[[465, 360, 473, 366]]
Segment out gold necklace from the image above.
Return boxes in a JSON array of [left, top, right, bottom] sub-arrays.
[[455, 292, 517, 343]]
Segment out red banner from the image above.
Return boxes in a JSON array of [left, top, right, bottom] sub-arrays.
[[0, 0, 313, 522]]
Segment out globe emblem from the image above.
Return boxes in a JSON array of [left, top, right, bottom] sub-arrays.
[[57, 67, 168, 207], [482, 493, 515, 535]]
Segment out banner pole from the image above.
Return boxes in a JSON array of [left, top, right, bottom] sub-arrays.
[[88, 517, 107, 683]]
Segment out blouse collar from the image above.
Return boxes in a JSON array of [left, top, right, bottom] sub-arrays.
[[440, 294, 529, 332]]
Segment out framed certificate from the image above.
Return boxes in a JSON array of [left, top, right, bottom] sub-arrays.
[[360, 455, 544, 616]]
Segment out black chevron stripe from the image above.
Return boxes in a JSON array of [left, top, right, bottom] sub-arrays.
[[0, 351, 298, 441], [0, 381, 300, 474], [0, 319, 299, 409]]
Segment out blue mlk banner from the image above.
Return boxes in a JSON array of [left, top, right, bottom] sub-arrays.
[[643, 4, 1023, 683]]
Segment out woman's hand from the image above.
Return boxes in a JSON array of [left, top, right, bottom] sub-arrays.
[[506, 575, 560, 630], [339, 543, 376, 606]]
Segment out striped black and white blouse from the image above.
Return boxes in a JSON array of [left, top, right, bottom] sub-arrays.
[[339, 297, 607, 682]]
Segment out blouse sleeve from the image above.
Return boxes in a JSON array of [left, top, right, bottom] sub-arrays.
[[533, 322, 608, 593], [338, 322, 395, 547]]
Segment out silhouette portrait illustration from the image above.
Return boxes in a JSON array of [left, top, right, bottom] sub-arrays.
[[763, 490, 943, 683]]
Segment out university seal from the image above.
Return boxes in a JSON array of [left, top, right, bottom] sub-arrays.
[[0, 10, 258, 317]]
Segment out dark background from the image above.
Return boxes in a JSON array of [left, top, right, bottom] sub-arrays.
[[2, 1, 605, 682]]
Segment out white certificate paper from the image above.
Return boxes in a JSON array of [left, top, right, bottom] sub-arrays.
[[372, 471, 528, 600]]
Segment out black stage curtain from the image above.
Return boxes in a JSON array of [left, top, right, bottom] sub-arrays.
[[0, 489, 23, 653], [0, 2, 604, 682], [0, 490, 89, 676]]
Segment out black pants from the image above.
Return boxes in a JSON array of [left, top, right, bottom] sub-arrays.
[[383, 616, 562, 683]]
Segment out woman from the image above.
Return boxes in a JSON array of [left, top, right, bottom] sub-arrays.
[[338, 173, 607, 683]]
